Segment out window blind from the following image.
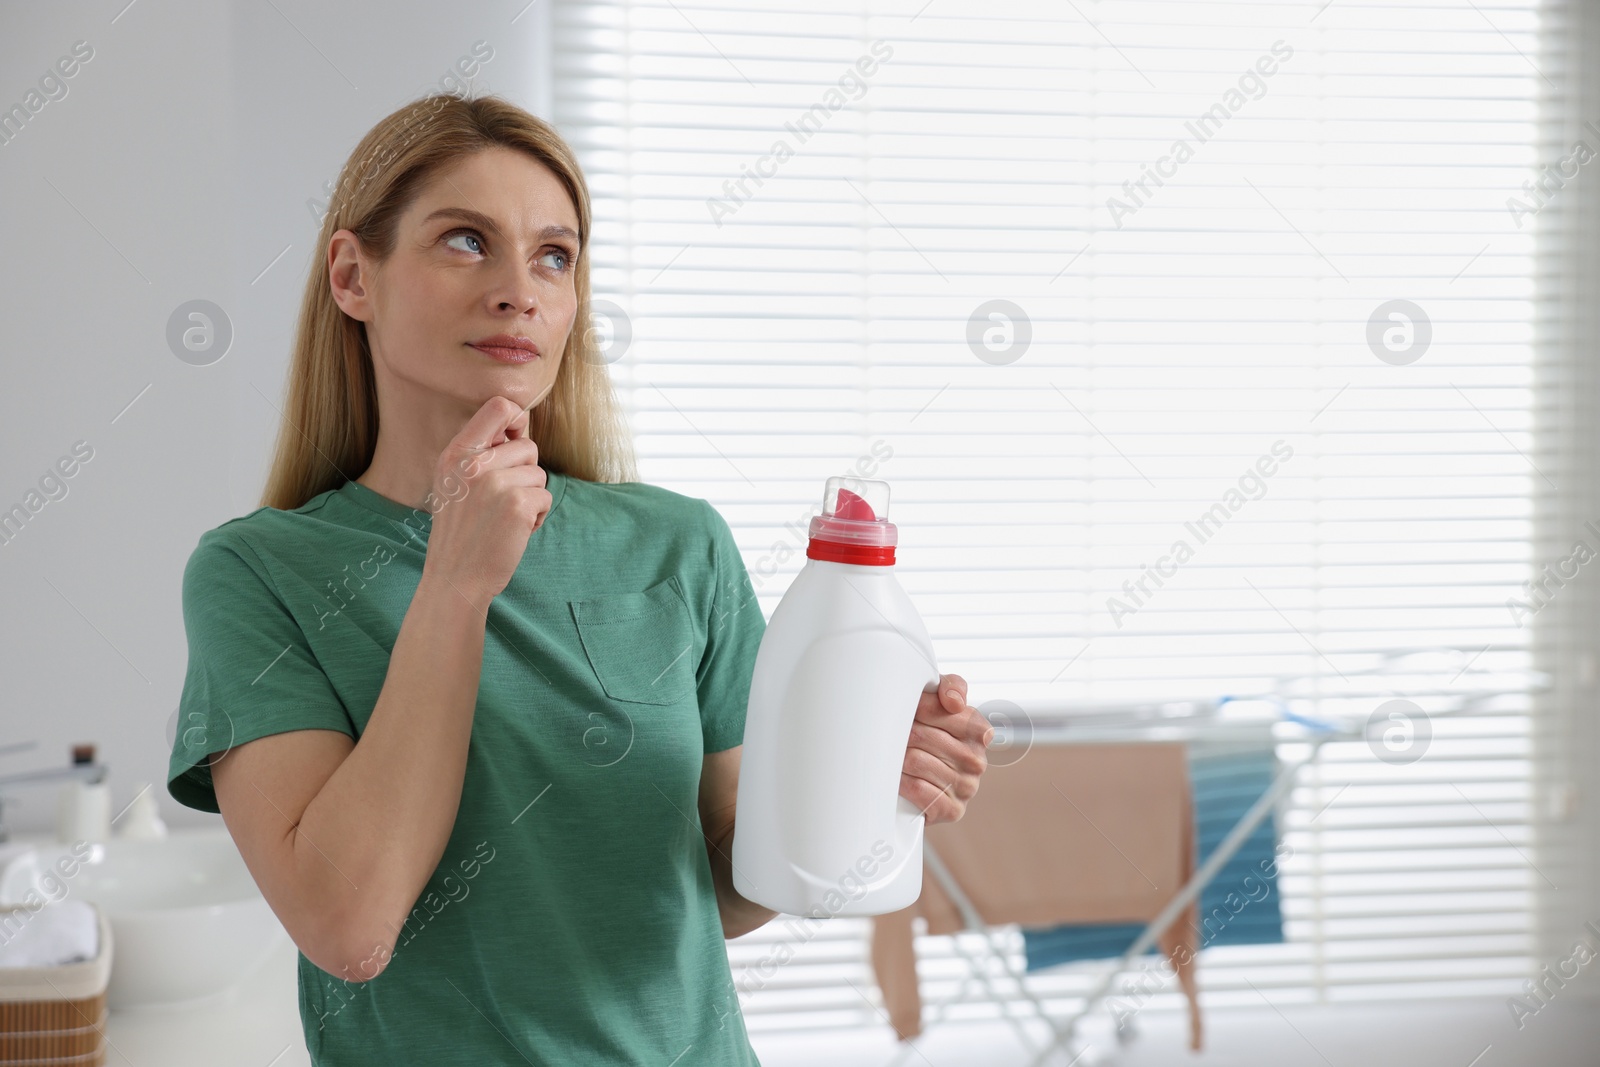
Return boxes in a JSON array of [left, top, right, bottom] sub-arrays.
[[551, 0, 1563, 1035]]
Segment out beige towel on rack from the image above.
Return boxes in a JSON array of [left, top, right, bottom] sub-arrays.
[[870, 741, 1203, 1051]]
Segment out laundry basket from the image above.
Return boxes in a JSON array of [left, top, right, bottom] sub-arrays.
[[0, 903, 112, 1066]]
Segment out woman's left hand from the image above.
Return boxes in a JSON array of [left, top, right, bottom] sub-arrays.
[[899, 673, 993, 825]]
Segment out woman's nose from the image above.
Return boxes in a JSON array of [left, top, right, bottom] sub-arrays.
[[488, 264, 540, 314]]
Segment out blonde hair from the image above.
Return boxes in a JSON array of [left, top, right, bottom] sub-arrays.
[[261, 92, 638, 511]]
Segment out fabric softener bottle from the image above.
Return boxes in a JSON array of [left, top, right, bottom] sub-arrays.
[[732, 476, 939, 917]]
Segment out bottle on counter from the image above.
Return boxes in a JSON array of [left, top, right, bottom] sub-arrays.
[[55, 743, 111, 844]]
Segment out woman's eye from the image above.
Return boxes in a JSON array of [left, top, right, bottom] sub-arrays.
[[445, 229, 569, 272]]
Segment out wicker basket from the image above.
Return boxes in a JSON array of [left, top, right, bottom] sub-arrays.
[[0, 903, 112, 1066]]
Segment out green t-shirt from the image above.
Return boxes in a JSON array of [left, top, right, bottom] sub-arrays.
[[167, 470, 766, 1066]]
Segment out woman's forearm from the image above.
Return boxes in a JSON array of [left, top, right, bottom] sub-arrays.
[[707, 820, 779, 939], [294, 569, 487, 975]]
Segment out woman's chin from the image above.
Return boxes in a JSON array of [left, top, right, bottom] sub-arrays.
[[460, 370, 553, 411]]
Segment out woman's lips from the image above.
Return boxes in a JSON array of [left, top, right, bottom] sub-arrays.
[[468, 343, 539, 364]]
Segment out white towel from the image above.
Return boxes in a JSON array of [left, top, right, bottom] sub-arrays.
[[0, 845, 43, 905], [0, 899, 100, 968]]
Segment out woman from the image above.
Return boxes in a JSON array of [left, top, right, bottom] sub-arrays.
[[166, 92, 993, 1065]]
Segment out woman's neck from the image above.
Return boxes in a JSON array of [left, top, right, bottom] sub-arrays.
[[356, 381, 480, 511]]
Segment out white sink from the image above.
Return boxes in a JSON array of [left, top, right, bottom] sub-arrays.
[[3, 827, 287, 1009]]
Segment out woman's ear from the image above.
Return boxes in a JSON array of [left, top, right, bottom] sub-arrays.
[[328, 229, 374, 322]]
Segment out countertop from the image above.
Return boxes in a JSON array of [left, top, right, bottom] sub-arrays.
[[105, 928, 310, 1067]]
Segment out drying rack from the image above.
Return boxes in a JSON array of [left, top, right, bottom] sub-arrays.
[[883, 647, 1547, 1067]]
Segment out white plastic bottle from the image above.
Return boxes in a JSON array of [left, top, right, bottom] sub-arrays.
[[732, 477, 939, 917], [55, 744, 111, 845]]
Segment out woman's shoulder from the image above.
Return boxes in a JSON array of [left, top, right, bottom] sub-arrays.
[[183, 488, 351, 582], [563, 475, 716, 522], [560, 475, 731, 554]]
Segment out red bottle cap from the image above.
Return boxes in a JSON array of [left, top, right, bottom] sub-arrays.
[[807, 478, 897, 566]]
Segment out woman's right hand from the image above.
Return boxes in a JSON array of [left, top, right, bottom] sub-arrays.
[[420, 395, 551, 612]]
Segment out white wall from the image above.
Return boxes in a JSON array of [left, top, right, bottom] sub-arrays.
[[0, 0, 550, 833]]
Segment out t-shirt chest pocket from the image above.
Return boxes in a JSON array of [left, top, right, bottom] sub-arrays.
[[570, 576, 699, 706]]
